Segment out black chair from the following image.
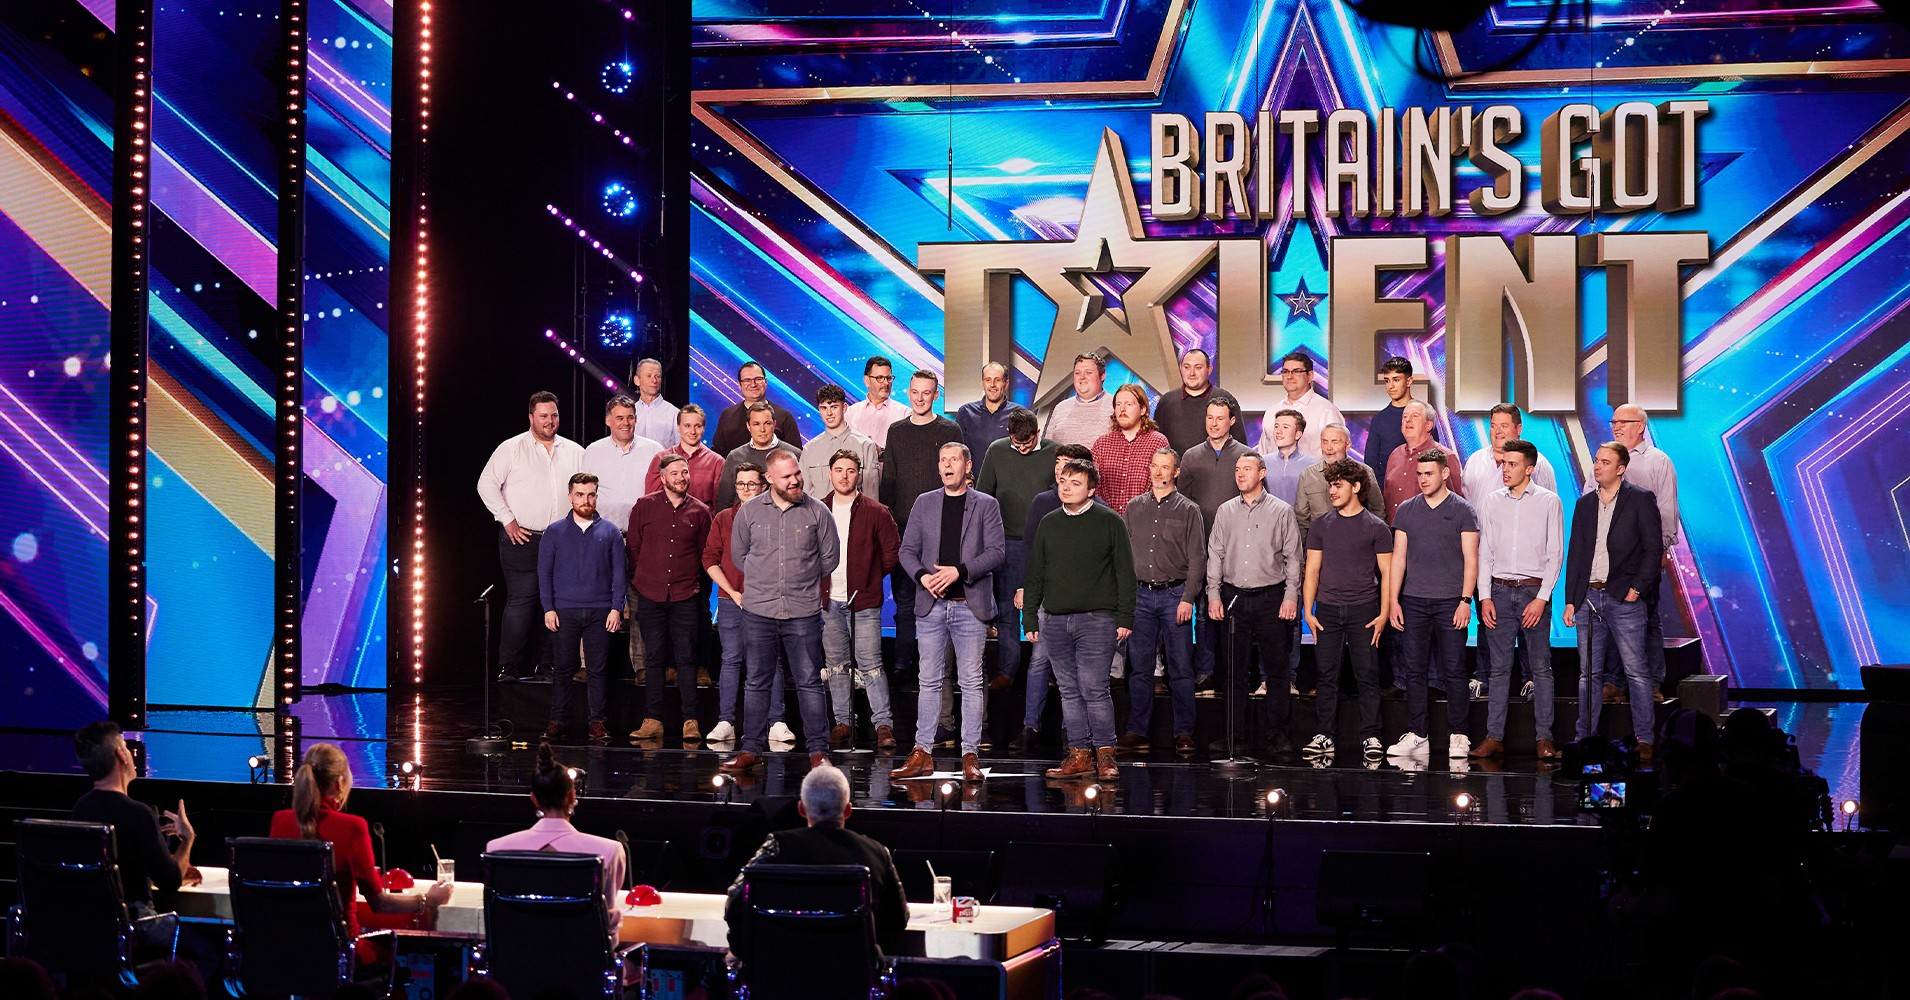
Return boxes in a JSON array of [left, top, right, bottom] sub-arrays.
[[730, 863, 890, 1000], [478, 850, 639, 1000], [224, 836, 393, 998], [7, 818, 172, 986]]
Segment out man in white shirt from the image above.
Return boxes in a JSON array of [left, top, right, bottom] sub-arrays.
[[629, 358, 680, 446], [1043, 353, 1115, 446], [1471, 440, 1564, 760], [1258, 351, 1343, 459], [583, 395, 662, 680], [1461, 403, 1557, 700], [801, 384, 881, 499], [843, 355, 912, 455], [477, 391, 584, 682], [1607, 404, 1680, 696]]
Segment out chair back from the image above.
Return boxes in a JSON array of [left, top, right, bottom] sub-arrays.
[[11, 819, 133, 979], [736, 863, 882, 1000], [481, 850, 618, 1000], [225, 836, 352, 997]]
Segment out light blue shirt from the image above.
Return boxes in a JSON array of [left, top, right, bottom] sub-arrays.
[[1261, 446, 1319, 506]]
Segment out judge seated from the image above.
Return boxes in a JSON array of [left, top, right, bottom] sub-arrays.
[[486, 741, 629, 934]]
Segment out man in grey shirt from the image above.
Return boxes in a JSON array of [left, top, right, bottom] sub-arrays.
[[1119, 447, 1208, 754], [1206, 453, 1304, 757], [1384, 451, 1480, 761], [720, 450, 841, 774], [1180, 395, 1255, 683]]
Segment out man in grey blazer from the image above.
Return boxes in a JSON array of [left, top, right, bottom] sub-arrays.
[[889, 442, 1006, 783]]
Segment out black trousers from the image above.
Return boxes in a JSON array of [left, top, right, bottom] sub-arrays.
[[497, 526, 548, 677], [1221, 583, 1292, 743], [638, 595, 701, 720]]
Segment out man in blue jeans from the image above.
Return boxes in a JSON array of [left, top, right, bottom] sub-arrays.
[[1564, 441, 1664, 763], [702, 464, 787, 745], [820, 449, 901, 752], [1472, 440, 1564, 760], [1024, 458, 1136, 782], [890, 443, 1006, 783], [1385, 451, 1479, 761], [719, 451, 841, 774], [537, 473, 626, 743], [1117, 448, 1206, 755]]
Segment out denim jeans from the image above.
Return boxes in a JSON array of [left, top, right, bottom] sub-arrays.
[[1575, 587, 1653, 742], [889, 566, 919, 670], [1602, 576, 1667, 692], [994, 538, 1026, 680], [623, 583, 646, 683], [1483, 583, 1553, 742], [822, 600, 892, 728], [548, 607, 610, 725], [915, 599, 989, 753], [497, 526, 548, 676], [1194, 595, 1218, 679], [741, 611, 828, 754], [1219, 584, 1293, 742], [1313, 601, 1381, 741], [718, 598, 783, 725], [1125, 587, 1195, 736], [1039, 610, 1118, 749], [1395, 594, 1470, 737], [1021, 639, 1054, 731]]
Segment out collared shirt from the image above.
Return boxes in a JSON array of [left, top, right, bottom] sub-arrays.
[[1090, 427, 1171, 514], [844, 397, 912, 452], [631, 395, 680, 446], [1462, 448, 1558, 507], [730, 491, 840, 619], [538, 512, 626, 611], [1623, 441, 1680, 547], [1152, 384, 1246, 454], [1206, 491, 1303, 596], [1476, 483, 1564, 601], [626, 490, 714, 603], [1179, 438, 1256, 531], [486, 817, 628, 933], [1382, 438, 1466, 522], [1259, 445, 1319, 505], [1123, 489, 1207, 605], [582, 433, 663, 531], [1590, 487, 1618, 584], [716, 438, 801, 511], [1044, 390, 1113, 447], [645, 444, 724, 508], [1257, 388, 1344, 459], [1392, 491, 1480, 600], [1294, 459, 1381, 547], [956, 398, 1016, 473], [800, 424, 881, 500], [477, 431, 584, 531]]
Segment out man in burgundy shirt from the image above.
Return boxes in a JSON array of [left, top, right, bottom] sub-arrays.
[[820, 448, 902, 751], [1091, 383, 1171, 514], [1381, 399, 1465, 522], [627, 453, 714, 743], [645, 403, 723, 507]]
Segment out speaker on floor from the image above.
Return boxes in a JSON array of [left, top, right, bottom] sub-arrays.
[[1316, 850, 1432, 949], [995, 841, 1116, 943]]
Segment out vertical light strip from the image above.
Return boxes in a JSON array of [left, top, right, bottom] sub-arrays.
[[109, 0, 156, 729], [410, 0, 433, 760], [278, 0, 309, 706]]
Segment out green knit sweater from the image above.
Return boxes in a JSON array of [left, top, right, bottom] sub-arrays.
[[1023, 502, 1137, 628]]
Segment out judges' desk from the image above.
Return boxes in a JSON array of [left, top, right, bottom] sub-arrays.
[[180, 870, 1059, 998]]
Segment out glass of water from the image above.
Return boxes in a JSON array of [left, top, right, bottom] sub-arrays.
[[437, 859, 455, 886]]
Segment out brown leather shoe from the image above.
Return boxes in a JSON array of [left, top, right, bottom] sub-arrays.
[[587, 720, 610, 745], [682, 720, 701, 742], [543, 720, 566, 742], [1651, 690, 1666, 704], [875, 725, 898, 752], [889, 747, 935, 779], [809, 751, 832, 769], [961, 753, 984, 782], [1115, 732, 1149, 751], [1173, 733, 1196, 755], [829, 723, 855, 748], [629, 717, 664, 740], [718, 752, 763, 774], [1095, 746, 1119, 780], [1601, 683, 1622, 704], [1535, 739, 1561, 760], [988, 674, 1013, 692], [1636, 741, 1654, 765], [1468, 737, 1505, 759], [1045, 747, 1094, 780]]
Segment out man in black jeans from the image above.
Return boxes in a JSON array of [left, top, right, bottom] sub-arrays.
[[1300, 460, 1395, 761], [1205, 453, 1304, 756], [477, 390, 585, 682], [71, 721, 200, 921]]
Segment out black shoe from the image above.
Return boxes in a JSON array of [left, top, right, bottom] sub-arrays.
[[497, 670, 519, 684], [1008, 727, 1039, 753], [934, 725, 957, 748], [1267, 733, 1298, 755]]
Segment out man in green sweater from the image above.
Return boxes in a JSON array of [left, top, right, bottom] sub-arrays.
[[1023, 458, 1136, 781]]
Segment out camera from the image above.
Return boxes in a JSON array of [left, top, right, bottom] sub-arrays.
[[1577, 759, 1635, 813]]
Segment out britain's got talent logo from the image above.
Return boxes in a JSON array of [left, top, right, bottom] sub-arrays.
[[918, 105, 1714, 419]]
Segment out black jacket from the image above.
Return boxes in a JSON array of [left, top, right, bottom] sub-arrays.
[[1564, 480, 1664, 609], [724, 823, 910, 964]]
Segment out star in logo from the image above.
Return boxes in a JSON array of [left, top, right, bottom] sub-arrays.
[[1279, 277, 1326, 325]]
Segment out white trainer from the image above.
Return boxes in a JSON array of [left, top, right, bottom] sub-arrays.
[[1448, 734, 1471, 758], [1387, 733, 1429, 757], [706, 720, 736, 744], [1519, 680, 1536, 700], [1301, 734, 1335, 757], [1362, 737, 1384, 759], [768, 721, 795, 745], [1251, 682, 1267, 697]]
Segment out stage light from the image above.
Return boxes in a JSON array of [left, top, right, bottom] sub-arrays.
[[1453, 792, 1473, 811], [545, 203, 644, 285], [1842, 798, 1859, 830], [391, 760, 425, 788], [567, 766, 587, 792], [1082, 783, 1100, 801], [543, 328, 622, 391], [599, 314, 635, 350], [602, 60, 634, 94], [602, 181, 637, 220], [1265, 788, 1284, 807], [1082, 783, 1105, 818], [247, 754, 270, 784]]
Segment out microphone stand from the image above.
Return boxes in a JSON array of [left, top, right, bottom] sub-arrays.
[[1213, 591, 1256, 770], [467, 585, 509, 754]]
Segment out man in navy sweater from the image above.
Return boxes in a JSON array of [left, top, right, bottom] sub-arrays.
[[538, 473, 628, 742]]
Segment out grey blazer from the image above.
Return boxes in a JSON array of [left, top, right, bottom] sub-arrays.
[[898, 487, 1007, 621]]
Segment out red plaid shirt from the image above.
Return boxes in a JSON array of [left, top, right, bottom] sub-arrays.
[[1091, 428, 1170, 514]]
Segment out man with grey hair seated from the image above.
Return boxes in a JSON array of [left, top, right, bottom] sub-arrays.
[[724, 764, 909, 966]]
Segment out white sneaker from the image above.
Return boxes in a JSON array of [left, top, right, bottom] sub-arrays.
[[1289, 680, 1300, 695], [1519, 680, 1535, 700], [1252, 682, 1267, 697], [1392, 753, 1428, 772], [1468, 678, 1485, 700], [706, 720, 736, 744], [768, 721, 795, 745], [1362, 737, 1384, 759], [1448, 734, 1471, 758], [1386, 733, 1429, 757], [1301, 734, 1335, 757]]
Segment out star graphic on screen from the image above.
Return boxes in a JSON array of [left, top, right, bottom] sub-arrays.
[[1280, 277, 1326, 325]]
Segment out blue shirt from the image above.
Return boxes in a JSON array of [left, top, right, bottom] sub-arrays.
[[956, 399, 1017, 475], [538, 513, 626, 611], [1261, 446, 1318, 506]]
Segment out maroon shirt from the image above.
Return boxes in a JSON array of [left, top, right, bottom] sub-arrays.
[[818, 493, 901, 611], [625, 490, 713, 602], [703, 506, 746, 601], [644, 445, 724, 508]]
